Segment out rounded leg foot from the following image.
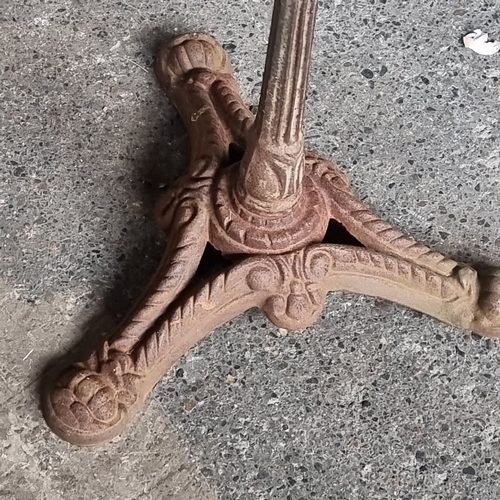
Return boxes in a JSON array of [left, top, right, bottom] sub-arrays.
[[155, 33, 232, 89], [43, 351, 144, 446]]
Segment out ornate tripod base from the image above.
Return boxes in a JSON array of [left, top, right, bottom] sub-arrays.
[[43, 33, 500, 446]]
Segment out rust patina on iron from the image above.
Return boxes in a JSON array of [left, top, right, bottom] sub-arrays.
[[43, 0, 500, 445]]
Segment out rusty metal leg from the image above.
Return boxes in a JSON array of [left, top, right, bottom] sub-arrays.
[[43, 258, 278, 445]]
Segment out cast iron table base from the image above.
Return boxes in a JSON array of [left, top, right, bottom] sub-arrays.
[[44, 1, 500, 445]]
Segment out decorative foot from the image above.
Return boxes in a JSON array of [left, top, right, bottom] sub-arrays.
[[44, 3, 500, 446]]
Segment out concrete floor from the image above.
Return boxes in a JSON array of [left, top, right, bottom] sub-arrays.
[[1, 0, 500, 499]]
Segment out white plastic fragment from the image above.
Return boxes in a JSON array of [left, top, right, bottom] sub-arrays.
[[463, 29, 500, 55]]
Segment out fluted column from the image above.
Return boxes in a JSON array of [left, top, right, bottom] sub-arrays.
[[237, 0, 318, 214]]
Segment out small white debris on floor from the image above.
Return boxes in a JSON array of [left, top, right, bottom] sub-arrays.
[[463, 29, 500, 55]]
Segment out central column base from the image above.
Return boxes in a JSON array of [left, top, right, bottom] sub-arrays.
[[209, 159, 331, 255]]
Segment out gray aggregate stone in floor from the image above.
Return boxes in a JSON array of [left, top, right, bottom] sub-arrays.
[[1, 0, 500, 499]]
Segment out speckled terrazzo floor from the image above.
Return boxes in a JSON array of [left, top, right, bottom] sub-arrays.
[[1, 1, 500, 499]]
